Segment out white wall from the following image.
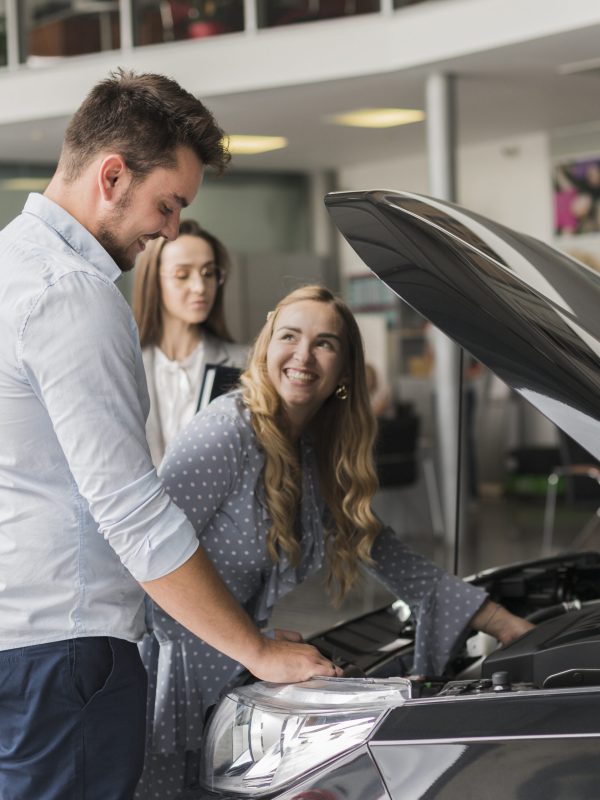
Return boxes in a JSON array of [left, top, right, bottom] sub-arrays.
[[336, 150, 429, 279], [337, 129, 553, 277], [459, 132, 553, 240]]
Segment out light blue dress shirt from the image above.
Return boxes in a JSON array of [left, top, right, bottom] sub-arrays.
[[0, 193, 199, 650]]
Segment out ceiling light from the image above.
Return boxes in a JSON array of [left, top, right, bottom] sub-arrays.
[[557, 56, 600, 76], [327, 108, 425, 128], [226, 135, 288, 155], [0, 178, 50, 191]]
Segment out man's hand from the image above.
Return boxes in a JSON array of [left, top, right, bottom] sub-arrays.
[[142, 547, 343, 683], [247, 636, 343, 683]]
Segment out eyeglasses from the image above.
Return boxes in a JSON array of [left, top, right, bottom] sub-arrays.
[[159, 265, 225, 286]]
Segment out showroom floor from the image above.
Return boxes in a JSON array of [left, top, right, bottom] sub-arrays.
[[268, 485, 600, 638]]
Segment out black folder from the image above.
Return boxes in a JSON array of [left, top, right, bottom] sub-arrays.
[[196, 364, 242, 412]]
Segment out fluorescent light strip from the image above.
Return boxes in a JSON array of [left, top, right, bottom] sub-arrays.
[[328, 108, 425, 128], [0, 178, 50, 191], [226, 135, 288, 155], [557, 56, 600, 76]]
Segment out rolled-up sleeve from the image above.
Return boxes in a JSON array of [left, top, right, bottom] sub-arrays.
[[19, 270, 198, 582]]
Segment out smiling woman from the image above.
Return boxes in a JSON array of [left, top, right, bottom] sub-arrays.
[[135, 284, 531, 799], [265, 300, 348, 438]]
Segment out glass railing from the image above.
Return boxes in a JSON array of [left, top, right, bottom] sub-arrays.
[[256, 1, 381, 28], [393, 0, 429, 7], [133, 0, 244, 48], [2, 0, 436, 64], [19, 1, 120, 64], [132, 0, 432, 47]]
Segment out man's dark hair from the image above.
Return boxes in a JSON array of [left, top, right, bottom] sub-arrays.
[[60, 68, 230, 181]]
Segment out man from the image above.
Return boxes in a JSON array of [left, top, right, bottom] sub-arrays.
[[0, 69, 338, 799]]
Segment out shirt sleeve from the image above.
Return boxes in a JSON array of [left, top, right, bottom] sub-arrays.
[[364, 525, 488, 676], [19, 271, 198, 582]]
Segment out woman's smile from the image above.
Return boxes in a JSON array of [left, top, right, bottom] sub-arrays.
[[266, 300, 347, 436], [284, 368, 318, 385]]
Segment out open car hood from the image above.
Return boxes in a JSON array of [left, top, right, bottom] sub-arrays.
[[326, 190, 600, 461]]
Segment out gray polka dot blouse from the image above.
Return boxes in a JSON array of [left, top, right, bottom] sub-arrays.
[[140, 391, 487, 755]]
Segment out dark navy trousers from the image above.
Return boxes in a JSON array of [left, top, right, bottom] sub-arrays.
[[0, 636, 147, 799]]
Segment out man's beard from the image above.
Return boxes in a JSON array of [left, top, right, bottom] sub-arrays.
[[96, 224, 136, 272], [96, 186, 136, 272]]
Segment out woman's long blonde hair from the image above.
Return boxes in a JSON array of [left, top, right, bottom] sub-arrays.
[[132, 220, 233, 347], [240, 285, 381, 601]]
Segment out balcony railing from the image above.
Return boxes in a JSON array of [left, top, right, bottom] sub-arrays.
[[2, 0, 433, 68]]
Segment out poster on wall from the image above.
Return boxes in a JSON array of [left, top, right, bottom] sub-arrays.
[[553, 156, 600, 237], [552, 155, 600, 274]]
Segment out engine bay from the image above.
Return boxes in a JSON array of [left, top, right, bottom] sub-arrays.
[[306, 551, 600, 697]]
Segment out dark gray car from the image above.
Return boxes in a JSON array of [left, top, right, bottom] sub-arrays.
[[196, 190, 600, 800]]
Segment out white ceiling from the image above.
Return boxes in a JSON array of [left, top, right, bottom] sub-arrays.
[[2, 15, 600, 172]]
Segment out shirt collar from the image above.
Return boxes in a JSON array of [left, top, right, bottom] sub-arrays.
[[23, 193, 121, 284], [154, 341, 204, 370]]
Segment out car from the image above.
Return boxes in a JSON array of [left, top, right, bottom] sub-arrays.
[[194, 189, 600, 800]]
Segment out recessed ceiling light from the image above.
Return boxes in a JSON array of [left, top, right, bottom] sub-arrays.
[[0, 177, 50, 191], [557, 56, 600, 76], [226, 135, 288, 155], [327, 108, 425, 128]]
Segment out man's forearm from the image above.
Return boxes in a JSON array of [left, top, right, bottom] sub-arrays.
[[141, 547, 342, 683], [141, 545, 265, 669]]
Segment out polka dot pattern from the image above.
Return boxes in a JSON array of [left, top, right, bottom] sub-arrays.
[[135, 391, 487, 798], [368, 526, 487, 675]]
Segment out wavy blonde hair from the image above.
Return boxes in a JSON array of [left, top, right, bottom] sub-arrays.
[[239, 285, 381, 602]]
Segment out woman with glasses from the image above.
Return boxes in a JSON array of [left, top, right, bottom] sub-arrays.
[[133, 220, 248, 467]]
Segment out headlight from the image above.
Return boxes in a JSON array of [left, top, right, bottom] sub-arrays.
[[201, 676, 411, 796]]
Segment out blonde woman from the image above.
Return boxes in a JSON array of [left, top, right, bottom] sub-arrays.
[[136, 285, 532, 799], [133, 220, 248, 466]]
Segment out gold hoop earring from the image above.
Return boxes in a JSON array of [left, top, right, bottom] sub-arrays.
[[335, 384, 349, 400]]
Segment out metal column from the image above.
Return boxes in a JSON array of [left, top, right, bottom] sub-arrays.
[[310, 170, 339, 292], [425, 73, 464, 566], [119, 0, 134, 51], [5, 0, 20, 69], [243, 0, 258, 31]]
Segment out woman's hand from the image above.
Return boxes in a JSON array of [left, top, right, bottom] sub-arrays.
[[471, 600, 535, 647], [273, 628, 304, 643]]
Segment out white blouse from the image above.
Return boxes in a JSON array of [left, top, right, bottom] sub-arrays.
[[142, 333, 250, 468], [152, 342, 206, 453]]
